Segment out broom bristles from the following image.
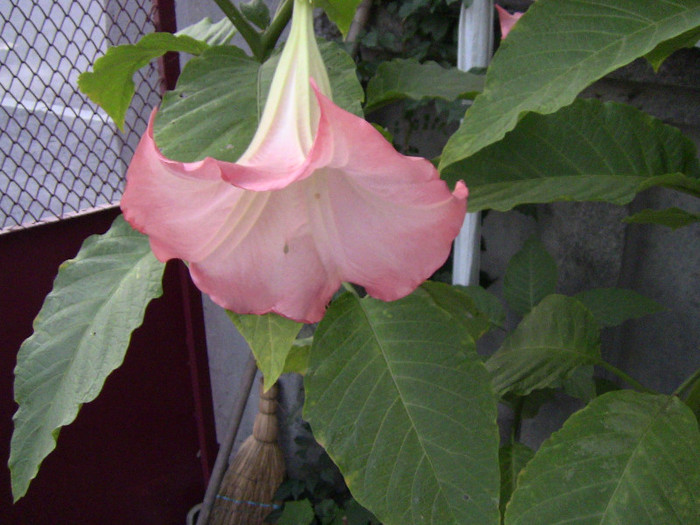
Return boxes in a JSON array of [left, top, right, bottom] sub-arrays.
[[211, 381, 285, 525]]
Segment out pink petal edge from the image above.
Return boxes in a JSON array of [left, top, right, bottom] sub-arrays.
[[121, 96, 467, 323]]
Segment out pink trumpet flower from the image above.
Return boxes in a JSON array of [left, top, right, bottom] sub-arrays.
[[495, 4, 524, 39], [121, 0, 467, 323]]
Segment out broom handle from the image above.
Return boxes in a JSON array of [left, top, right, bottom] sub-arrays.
[[197, 353, 259, 525]]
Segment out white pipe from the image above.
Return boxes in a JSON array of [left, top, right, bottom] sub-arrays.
[[452, 0, 493, 286]]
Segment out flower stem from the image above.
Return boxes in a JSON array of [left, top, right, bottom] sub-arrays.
[[260, 0, 294, 60], [211, 0, 264, 60], [595, 359, 656, 394], [674, 366, 700, 398]]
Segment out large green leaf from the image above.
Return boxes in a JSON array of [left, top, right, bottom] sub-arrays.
[[240, 0, 271, 30], [486, 295, 600, 397], [419, 281, 494, 341], [499, 443, 534, 521], [646, 26, 700, 71], [439, 0, 700, 173], [227, 312, 303, 390], [154, 41, 363, 162], [176, 17, 237, 46], [304, 293, 500, 525], [78, 33, 209, 130], [364, 59, 483, 113], [314, 0, 363, 37], [574, 288, 665, 328], [461, 285, 506, 329], [505, 391, 700, 524], [9, 216, 165, 500], [624, 207, 700, 230], [503, 236, 557, 316], [442, 99, 700, 211]]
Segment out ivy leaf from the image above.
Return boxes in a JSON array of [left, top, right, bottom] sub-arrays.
[[486, 295, 600, 397], [314, 0, 363, 37], [442, 99, 700, 211], [364, 59, 483, 113], [175, 17, 237, 46], [78, 33, 209, 130], [227, 312, 303, 390], [574, 288, 665, 328], [623, 207, 700, 230], [439, 0, 700, 173], [503, 236, 557, 317], [304, 292, 500, 525], [505, 392, 700, 524], [9, 216, 165, 501]]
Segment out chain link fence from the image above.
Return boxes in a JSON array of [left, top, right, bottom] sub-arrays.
[[0, 0, 163, 233]]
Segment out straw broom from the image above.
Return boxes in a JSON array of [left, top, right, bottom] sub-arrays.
[[210, 379, 286, 525]]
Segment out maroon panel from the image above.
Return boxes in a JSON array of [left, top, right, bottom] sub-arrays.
[[0, 209, 216, 524]]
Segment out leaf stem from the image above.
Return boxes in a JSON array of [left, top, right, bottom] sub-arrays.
[[674, 366, 700, 398], [260, 0, 294, 60], [595, 359, 656, 394], [211, 0, 264, 60], [511, 396, 524, 443]]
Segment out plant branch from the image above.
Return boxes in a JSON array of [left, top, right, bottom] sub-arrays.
[[212, 0, 264, 60], [260, 0, 294, 59], [595, 359, 656, 395], [674, 366, 700, 399]]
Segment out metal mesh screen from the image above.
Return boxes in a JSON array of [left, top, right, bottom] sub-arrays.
[[0, 0, 163, 233]]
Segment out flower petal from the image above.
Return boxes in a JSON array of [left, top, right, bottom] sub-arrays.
[[496, 5, 523, 39], [305, 85, 468, 301], [121, 104, 467, 323], [121, 113, 337, 322]]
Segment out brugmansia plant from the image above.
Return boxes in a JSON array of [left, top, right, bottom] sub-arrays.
[[9, 0, 700, 524]]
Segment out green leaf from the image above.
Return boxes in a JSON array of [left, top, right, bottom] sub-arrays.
[[561, 365, 596, 403], [574, 288, 666, 328], [240, 0, 271, 30], [314, 0, 363, 37], [461, 285, 506, 329], [364, 59, 483, 113], [343, 499, 379, 524], [154, 41, 363, 162], [278, 499, 315, 525], [683, 373, 700, 420], [439, 0, 700, 172], [175, 17, 237, 46], [282, 338, 312, 375], [227, 312, 303, 390], [499, 443, 535, 521], [304, 293, 500, 525], [486, 295, 600, 397], [155, 46, 260, 162], [624, 207, 700, 230], [78, 33, 209, 130], [419, 281, 494, 341], [503, 236, 557, 316], [646, 26, 700, 71], [504, 391, 700, 524], [9, 216, 165, 500], [317, 40, 365, 117], [442, 99, 700, 211]]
